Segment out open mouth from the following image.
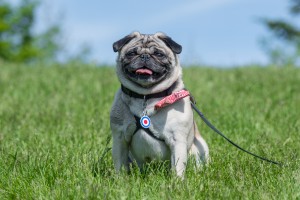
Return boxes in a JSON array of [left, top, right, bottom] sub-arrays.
[[123, 64, 169, 87], [125, 67, 161, 79], [135, 68, 153, 76]]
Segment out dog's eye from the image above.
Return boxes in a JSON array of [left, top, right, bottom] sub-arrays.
[[154, 51, 165, 58], [126, 51, 137, 57]]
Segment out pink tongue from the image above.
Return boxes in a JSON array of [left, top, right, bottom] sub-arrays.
[[135, 69, 153, 75]]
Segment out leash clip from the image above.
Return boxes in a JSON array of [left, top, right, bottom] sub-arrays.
[[140, 95, 151, 129]]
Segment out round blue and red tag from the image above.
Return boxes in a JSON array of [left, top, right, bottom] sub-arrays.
[[140, 115, 151, 128]]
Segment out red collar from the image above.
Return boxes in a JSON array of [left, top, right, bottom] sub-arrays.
[[121, 84, 190, 110], [154, 90, 190, 110]]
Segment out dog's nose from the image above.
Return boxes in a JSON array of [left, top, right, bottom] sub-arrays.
[[140, 54, 150, 62]]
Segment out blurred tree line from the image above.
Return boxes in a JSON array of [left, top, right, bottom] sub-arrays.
[[0, 0, 299, 65], [0, 0, 91, 64], [0, 0, 62, 63], [261, 0, 300, 66]]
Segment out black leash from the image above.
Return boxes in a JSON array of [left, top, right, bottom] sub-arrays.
[[191, 102, 282, 166], [120, 84, 282, 166]]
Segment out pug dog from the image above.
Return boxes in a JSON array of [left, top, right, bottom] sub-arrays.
[[110, 32, 209, 177]]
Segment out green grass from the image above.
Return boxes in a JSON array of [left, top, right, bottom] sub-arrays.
[[0, 63, 299, 199]]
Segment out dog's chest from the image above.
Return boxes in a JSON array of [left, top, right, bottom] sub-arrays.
[[120, 93, 194, 163], [122, 95, 193, 142], [124, 96, 157, 117], [124, 96, 168, 134], [123, 100, 172, 162]]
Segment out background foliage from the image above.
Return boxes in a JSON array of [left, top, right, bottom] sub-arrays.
[[0, 0, 300, 65], [0, 0, 62, 63], [261, 0, 300, 66]]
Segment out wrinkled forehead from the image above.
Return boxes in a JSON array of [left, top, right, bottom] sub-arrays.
[[125, 34, 168, 54], [140, 34, 154, 44]]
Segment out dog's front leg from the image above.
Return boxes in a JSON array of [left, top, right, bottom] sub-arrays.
[[112, 132, 129, 172], [170, 141, 188, 177]]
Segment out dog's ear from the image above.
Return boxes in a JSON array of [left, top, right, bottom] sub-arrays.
[[158, 35, 182, 54], [113, 33, 137, 52]]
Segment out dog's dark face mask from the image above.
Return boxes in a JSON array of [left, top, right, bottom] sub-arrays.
[[113, 32, 182, 88]]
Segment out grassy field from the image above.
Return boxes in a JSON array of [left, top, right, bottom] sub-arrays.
[[0, 63, 299, 199]]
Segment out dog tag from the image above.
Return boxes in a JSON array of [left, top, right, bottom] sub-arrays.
[[140, 115, 151, 128]]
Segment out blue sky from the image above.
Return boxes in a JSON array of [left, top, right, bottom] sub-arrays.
[[34, 0, 295, 66]]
